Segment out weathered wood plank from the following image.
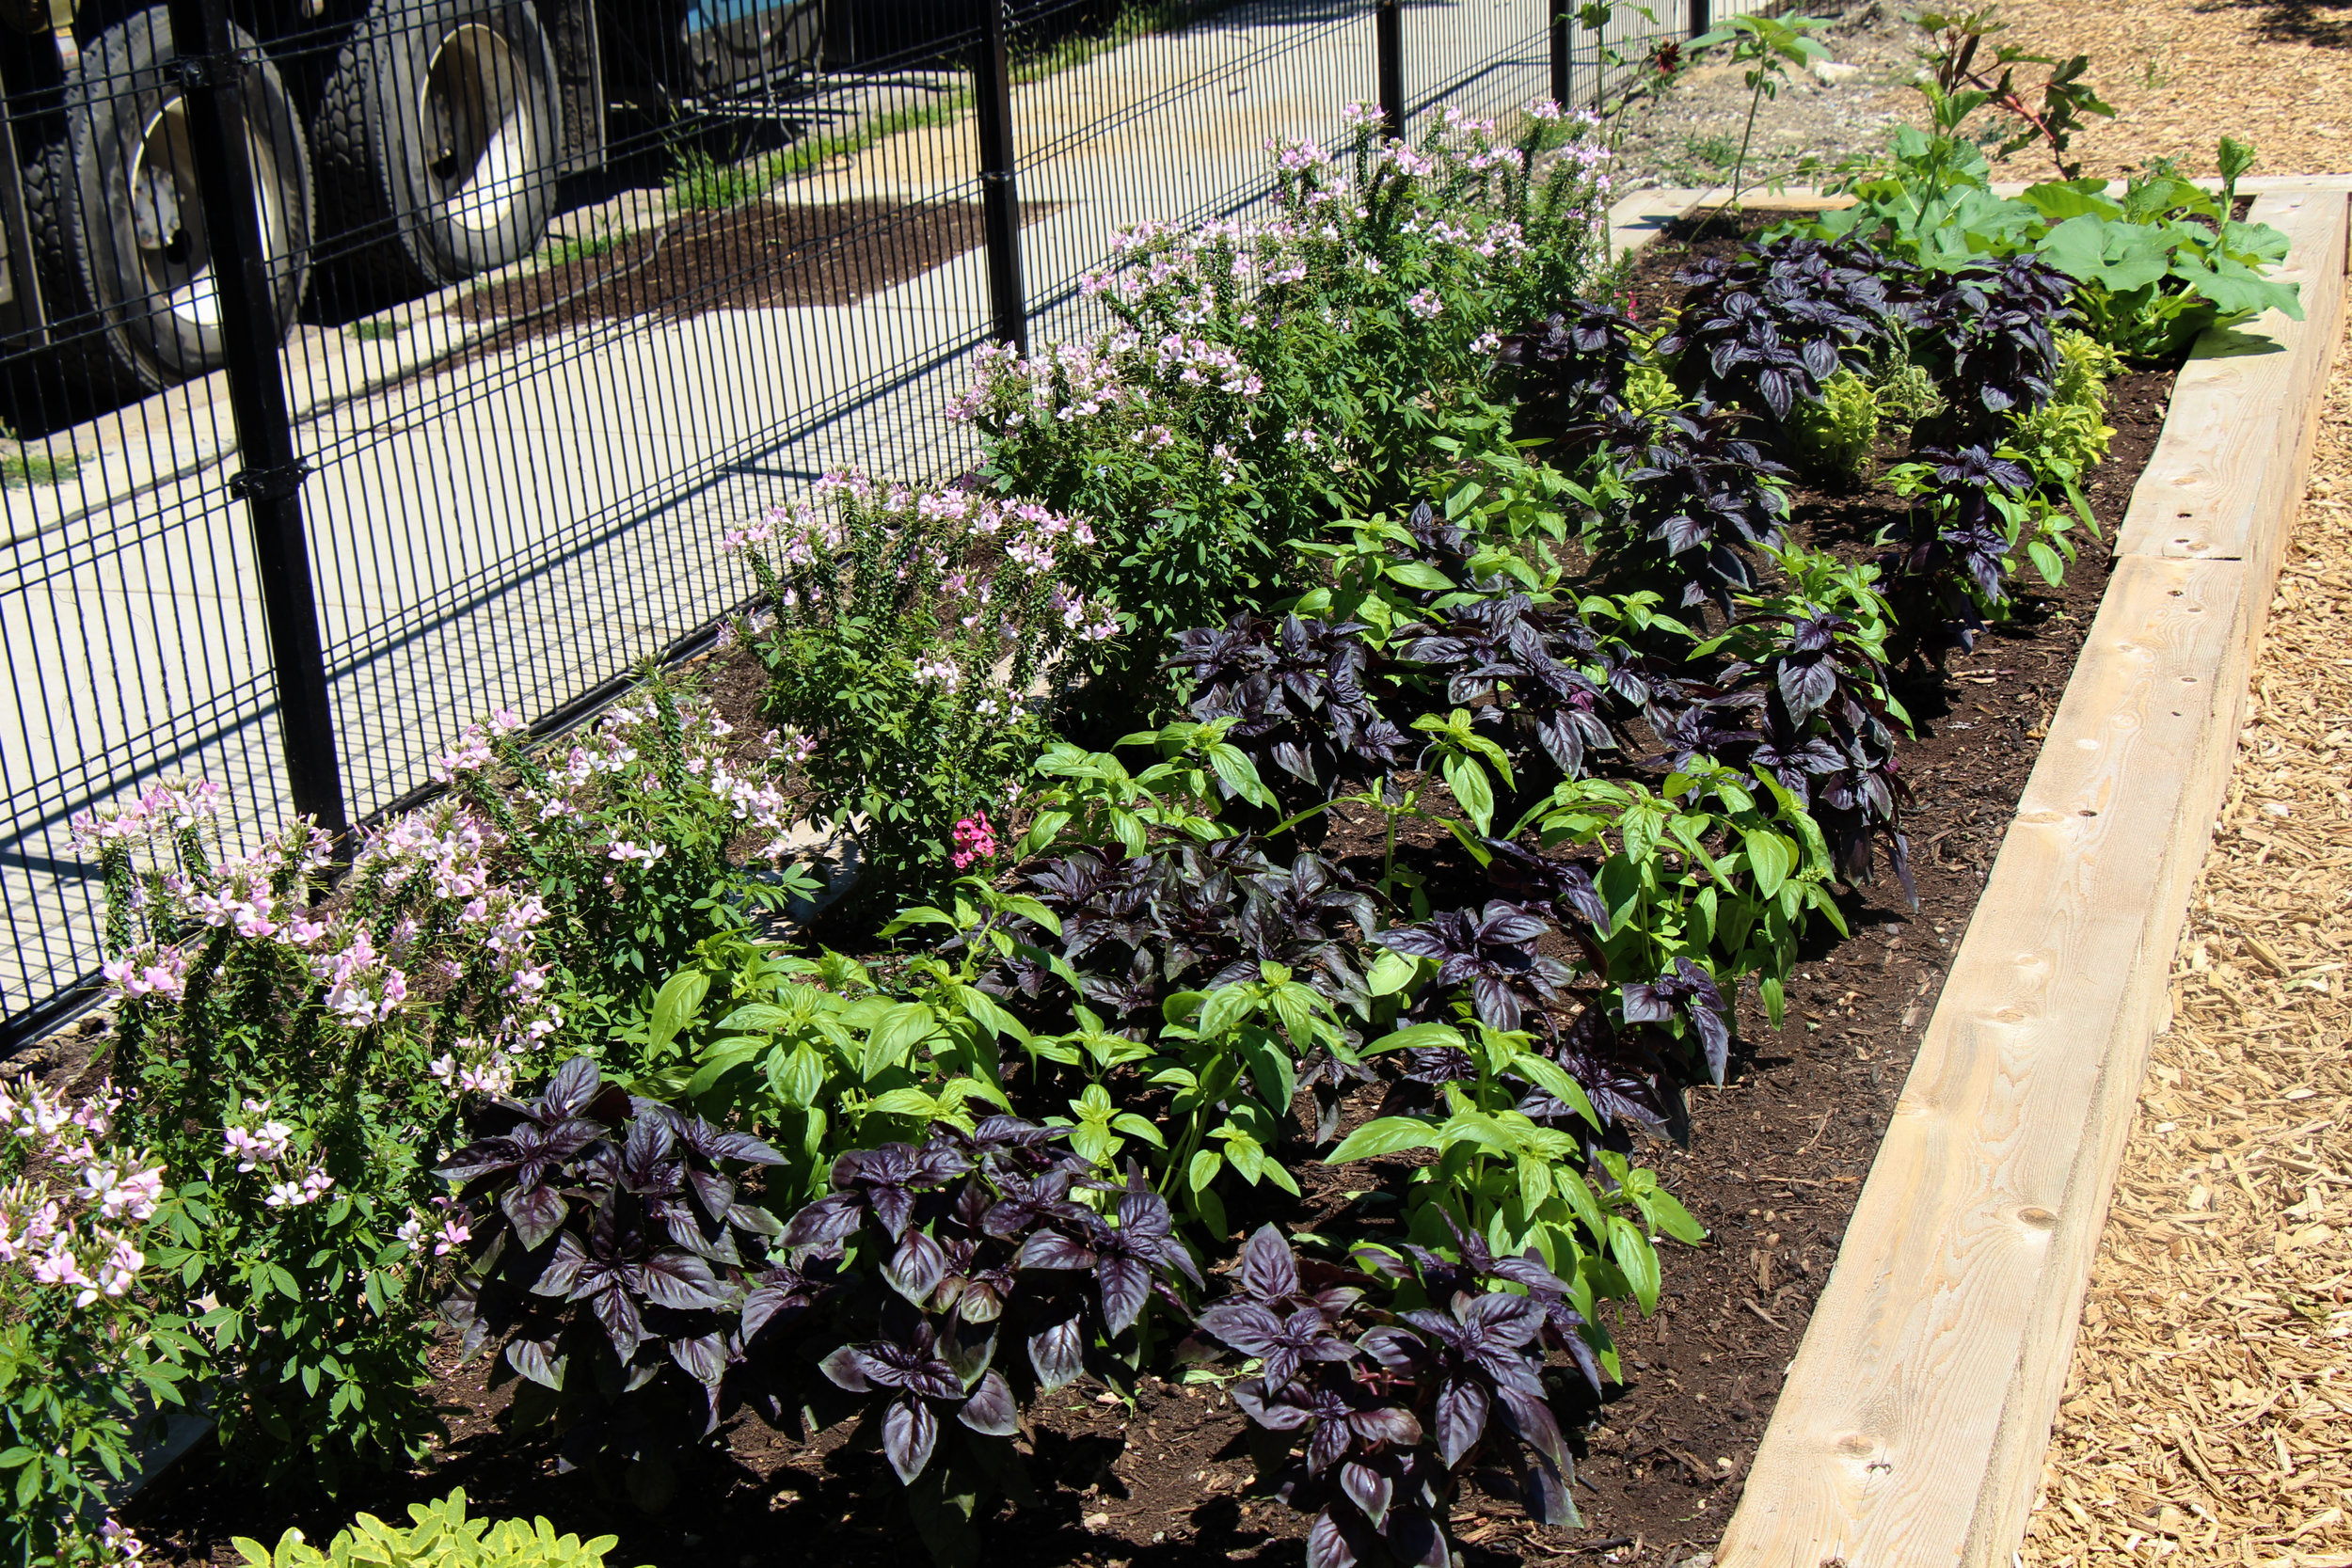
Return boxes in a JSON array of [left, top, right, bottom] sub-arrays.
[[2113, 192, 2348, 579], [1714, 186, 2349, 1568]]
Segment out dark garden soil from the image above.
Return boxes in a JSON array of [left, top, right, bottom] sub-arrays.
[[444, 199, 1055, 344], [119, 224, 2182, 1568]]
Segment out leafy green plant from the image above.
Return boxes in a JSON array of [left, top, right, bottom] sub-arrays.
[[536, 229, 632, 268], [1327, 1014, 1704, 1323], [1512, 766, 1846, 1027], [0, 420, 78, 488], [953, 110, 1617, 706], [77, 777, 564, 1489], [2029, 145, 2299, 360], [1786, 367, 1881, 482], [437, 682, 819, 1036], [1686, 14, 1832, 219], [738, 476, 1112, 908], [648, 921, 1030, 1205], [2010, 327, 2120, 485], [232, 1490, 628, 1568], [0, 1080, 197, 1568], [667, 144, 780, 212], [1802, 113, 2299, 361], [1913, 6, 2114, 179]]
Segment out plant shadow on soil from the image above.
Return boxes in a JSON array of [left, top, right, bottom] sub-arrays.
[[124, 214, 2185, 1568], [2195, 0, 2352, 50]]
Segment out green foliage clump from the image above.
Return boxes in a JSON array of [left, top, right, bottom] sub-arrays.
[[1787, 368, 1881, 483], [739, 476, 1104, 907], [0, 1075, 197, 1568], [2010, 326, 2120, 477], [83, 776, 565, 1490], [232, 1491, 627, 1568], [1870, 359, 1946, 431], [436, 681, 819, 1032]]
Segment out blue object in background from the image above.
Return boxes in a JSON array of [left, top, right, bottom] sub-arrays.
[[684, 0, 789, 30]]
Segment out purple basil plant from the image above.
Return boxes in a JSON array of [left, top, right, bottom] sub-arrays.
[[1194, 1223, 1603, 1568]]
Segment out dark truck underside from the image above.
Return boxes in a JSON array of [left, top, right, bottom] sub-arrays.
[[0, 0, 822, 408]]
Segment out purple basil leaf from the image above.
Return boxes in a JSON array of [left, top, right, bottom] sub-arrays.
[[1308, 1416, 1352, 1477], [883, 1227, 948, 1307], [1027, 1316, 1084, 1392], [501, 1180, 570, 1252], [588, 1278, 645, 1362], [1358, 1324, 1422, 1370], [1098, 1255, 1151, 1336], [1433, 1376, 1490, 1468], [1496, 1385, 1568, 1472], [503, 1337, 564, 1391], [539, 1055, 602, 1119], [1351, 1405, 1422, 1447], [956, 1369, 1019, 1436], [529, 1229, 589, 1298], [693, 1128, 787, 1166], [1694, 1002, 1731, 1085], [1306, 1508, 1358, 1568], [1524, 1453, 1574, 1526], [684, 1166, 736, 1225], [638, 1249, 728, 1311], [1620, 980, 1670, 1025], [668, 1332, 726, 1388], [1231, 1380, 1311, 1431], [1374, 927, 1452, 963], [1196, 1302, 1286, 1358], [1341, 1460, 1391, 1528], [1470, 974, 1522, 1034], [782, 1193, 864, 1248], [1383, 1510, 1448, 1568], [818, 1343, 871, 1392], [882, 1396, 939, 1485], [1459, 1291, 1540, 1347], [436, 1136, 525, 1186], [1019, 1229, 1096, 1271]]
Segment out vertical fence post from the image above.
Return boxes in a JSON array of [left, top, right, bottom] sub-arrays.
[[163, 0, 348, 833], [1549, 0, 1571, 109], [1690, 0, 1710, 37], [1376, 0, 1404, 142], [973, 0, 1026, 354]]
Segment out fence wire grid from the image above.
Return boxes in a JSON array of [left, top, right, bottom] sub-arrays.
[[0, 0, 1755, 1045]]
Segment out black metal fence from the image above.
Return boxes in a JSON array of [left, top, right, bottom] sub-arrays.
[[0, 0, 1728, 1045]]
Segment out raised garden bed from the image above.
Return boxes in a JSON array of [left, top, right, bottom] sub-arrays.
[[97, 186, 2344, 1568], [1712, 185, 2349, 1567]]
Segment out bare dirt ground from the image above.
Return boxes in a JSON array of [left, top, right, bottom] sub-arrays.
[[1609, 0, 1918, 191]]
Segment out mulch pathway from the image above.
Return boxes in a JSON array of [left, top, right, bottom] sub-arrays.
[[2017, 320, 2352, 1568], [1951, 6, 2352, 1562]]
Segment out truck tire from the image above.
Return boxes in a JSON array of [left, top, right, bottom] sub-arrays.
[[316, 0, 560, 294], [24, 8, 312, 400]]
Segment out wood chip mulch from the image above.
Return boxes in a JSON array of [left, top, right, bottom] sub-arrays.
[[2018, 319, 2352, 1566], [1947, 0, 2352, 181], [1987, 9, 2352, 1560]]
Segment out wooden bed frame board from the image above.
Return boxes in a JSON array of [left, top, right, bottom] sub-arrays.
[[1702, 186, 2351, 1567]]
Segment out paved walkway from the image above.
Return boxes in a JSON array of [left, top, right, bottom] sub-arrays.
[[1, 0, 1575, 1026]]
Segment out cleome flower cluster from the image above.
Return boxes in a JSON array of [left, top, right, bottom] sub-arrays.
[[0, 1081, 162, 1307]]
